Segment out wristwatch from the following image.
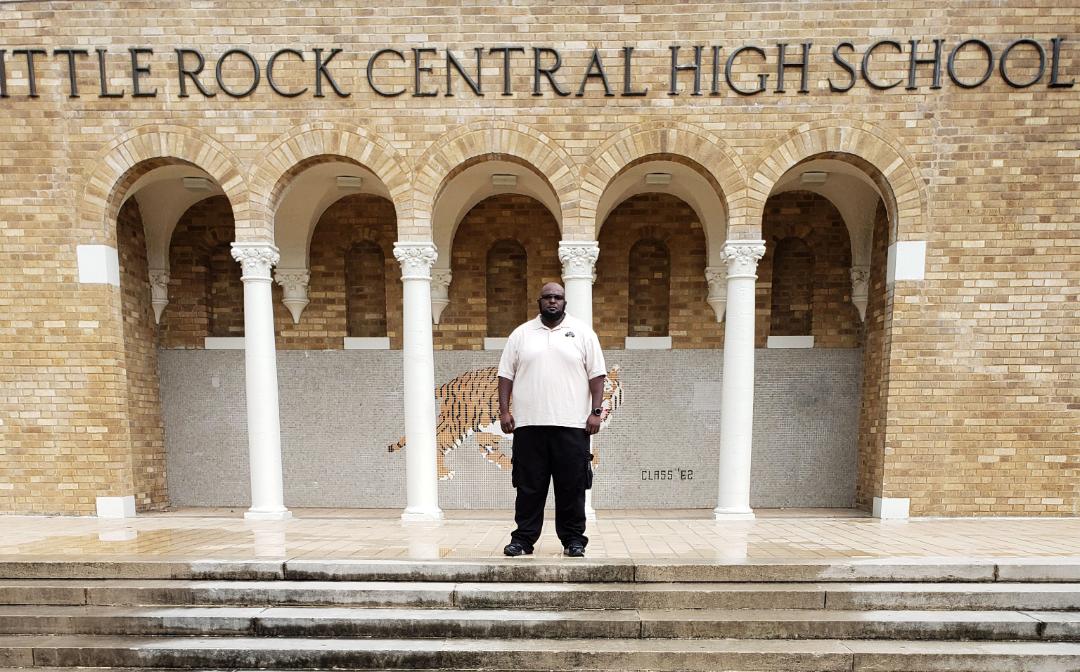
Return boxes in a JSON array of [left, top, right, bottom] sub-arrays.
[[592, 407, 603, 417]]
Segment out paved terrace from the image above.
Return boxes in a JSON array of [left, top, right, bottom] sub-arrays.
[[1, 509, 1079, 562]]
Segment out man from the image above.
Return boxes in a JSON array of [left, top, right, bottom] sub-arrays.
[[497, 282, 607, 558]]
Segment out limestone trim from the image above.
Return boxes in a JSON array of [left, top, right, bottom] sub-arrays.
[[412, 120, 579, 240], [579, 121, 748, 240], [746, 119, 927, 242], [79, 124, 250, 245], [251, 122, 412, 240], [274, 268, 311, 324]]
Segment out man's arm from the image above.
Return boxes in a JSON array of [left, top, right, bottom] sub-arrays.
[[585, 374, 606, 435], [498, 376, 515, 434]]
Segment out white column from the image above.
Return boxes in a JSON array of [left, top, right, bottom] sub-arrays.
[[394, 242, 443, 521], [714, 240, 766, 521], [231, 242, 291, 521], [559, 240, 600, 520], [558, 241, 599, 324]]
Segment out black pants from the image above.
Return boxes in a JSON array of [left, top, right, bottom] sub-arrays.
[[510, 425, 591, 550]]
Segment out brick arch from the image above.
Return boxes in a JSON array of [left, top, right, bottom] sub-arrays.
[[251, 121, 412, 239], [747, 119, 927, 242], [580, 120, 748, 240], [413, 120, 579, 240], [79, 124, 249, 245]]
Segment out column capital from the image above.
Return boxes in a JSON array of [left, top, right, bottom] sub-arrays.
[[394, 242, 438, 280], [430, 268, 452, 324], [704, 266, 727, 322], [231, 242, 280, 281], [722, 240, 766, 278], [558, 240, 600, 281], [850, 265, 871, 322], [148, 269, 170, 325], [274, 268, 311, 324]]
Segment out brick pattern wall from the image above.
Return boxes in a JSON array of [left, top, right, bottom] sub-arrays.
[[2, 0, 1076, 515], [628, 238, 671, 337], [855, 204, 891, 510], [770, 237, 816, 337], [276, 194, 401, 349], [161, 196, 237, 348], [116, 200, 168, 510], [757, 192, 861, 348], [434, 195, 561, 349], [595, 193, 723, 349], [485, 239, 529, 338], [345, 241, 389, 338]]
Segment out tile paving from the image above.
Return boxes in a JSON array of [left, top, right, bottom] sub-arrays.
[[1, 508, 1079, 562]]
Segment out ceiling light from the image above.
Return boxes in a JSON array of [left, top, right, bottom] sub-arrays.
[[491, 174, 517, 187], [182, 177, 212, 191], [644, 172, 672, 185], [336, 175, 363, 189], [801, 171, 828, 185]]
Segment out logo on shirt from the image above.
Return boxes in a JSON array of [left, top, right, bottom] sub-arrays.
[[565, 331, 576, 338]]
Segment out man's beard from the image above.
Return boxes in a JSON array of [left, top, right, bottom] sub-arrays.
[[542, 306, 565, 322]]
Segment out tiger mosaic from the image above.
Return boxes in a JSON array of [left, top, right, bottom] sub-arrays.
[[388, 366, 623, 480]]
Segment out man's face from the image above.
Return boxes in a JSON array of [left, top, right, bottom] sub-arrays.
[[537, 288, 567, 320]]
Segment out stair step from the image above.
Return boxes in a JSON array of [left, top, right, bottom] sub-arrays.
[[0, 605, 1077, 641], [4, 558, 1080, 583], [3, 635, 1080, 670], [3, 579, 1078, 611]]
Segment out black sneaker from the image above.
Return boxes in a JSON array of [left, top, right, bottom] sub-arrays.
[[503, 541, 533, 557], [563, 542, 586, 557]]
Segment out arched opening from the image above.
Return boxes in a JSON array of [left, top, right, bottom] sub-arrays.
[[751, 154, 890, 511], [627, 238, 671, 338], [486, 239, 528, 338]]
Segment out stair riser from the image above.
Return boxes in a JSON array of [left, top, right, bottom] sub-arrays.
[[2, 616, 1075, 642], [15, 646, 858, 671], [456, 589, 825, 610], [827, 593, 1080, 612]]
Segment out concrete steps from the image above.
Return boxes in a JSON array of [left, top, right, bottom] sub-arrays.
[[3, 634, 1080, 671], [0, 558, 1077, 670], [0, 604, 1078, 640]]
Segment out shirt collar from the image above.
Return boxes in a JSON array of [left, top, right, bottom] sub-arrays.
[[531, 314, 572, 331]]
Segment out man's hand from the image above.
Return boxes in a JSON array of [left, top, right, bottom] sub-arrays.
[[585, 413, 602, 435], [500, 411, 516, 434]]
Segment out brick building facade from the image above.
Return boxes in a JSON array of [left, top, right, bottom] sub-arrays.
[[0, 1, 1076, 518]]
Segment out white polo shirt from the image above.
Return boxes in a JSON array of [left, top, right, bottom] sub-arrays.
[[497, 314, 607, 429]]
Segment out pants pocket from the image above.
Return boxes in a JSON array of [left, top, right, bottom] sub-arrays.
[[584, 455, 593, 490]]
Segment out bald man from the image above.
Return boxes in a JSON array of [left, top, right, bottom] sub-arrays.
[[497, 282, 607, 558]]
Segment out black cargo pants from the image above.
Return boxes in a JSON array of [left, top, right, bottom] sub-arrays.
[[509, 425, 591, 550]]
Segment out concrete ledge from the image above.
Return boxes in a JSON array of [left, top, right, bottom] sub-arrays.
[[343, 337, 390, 350], [0, 560, 284, 581], [283, 559, 635, 583], [204, 337, 245, 350]]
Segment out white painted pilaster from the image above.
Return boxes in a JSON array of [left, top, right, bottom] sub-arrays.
[[148, 269, 170, 324], [558, 240, 600, 520], [714, 240, 766, 521], [887, 241, 926, 283], [76, 245, 120, 286], [394, 242, 443, 522], [95, 495, 136, 518], [231, 242, 291, 521], [873, 496, 911, 519], [430, 268, 452, 324], [705, 266, 727, 322], [850, 265, 870, 321], [274, 268, 310, 324]]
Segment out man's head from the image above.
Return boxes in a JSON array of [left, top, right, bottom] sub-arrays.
[[537, 282, 567, 322]]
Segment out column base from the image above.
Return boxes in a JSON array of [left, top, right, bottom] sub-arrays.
[[244, 507, 292, 521], [96, 495, 136, 519], [401, 507, 444, 522], [713, 506, 756, 521], [585, 490, 597, 521], [873, 496, 910, 519]]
